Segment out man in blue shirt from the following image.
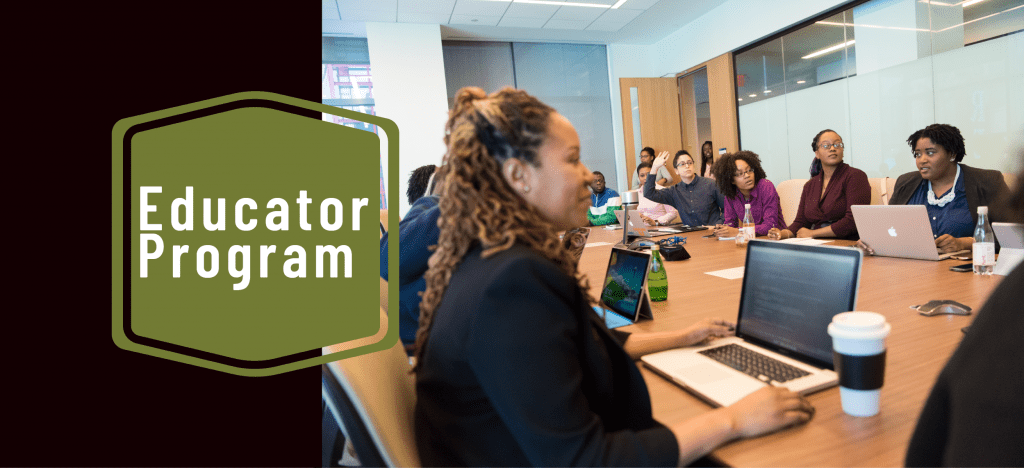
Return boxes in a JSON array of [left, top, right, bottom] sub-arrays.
[[644, 151, 724, 226], [590, 171, 619, 208]]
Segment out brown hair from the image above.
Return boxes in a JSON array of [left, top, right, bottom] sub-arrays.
[[412, 87, 592, 371]]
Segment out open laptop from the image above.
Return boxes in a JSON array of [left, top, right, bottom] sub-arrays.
[[852, 205, 969, 260], [613, 210, 687, 238], [593, 247, 654, 329], [641, 240, 861, 407], [993, 222, 1024, 276]]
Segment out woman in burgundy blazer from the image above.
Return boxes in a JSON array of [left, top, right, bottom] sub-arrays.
[[768, 129, 871, 241]]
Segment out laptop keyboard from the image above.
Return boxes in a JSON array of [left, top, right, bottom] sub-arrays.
[[699, 344, 810, 383]]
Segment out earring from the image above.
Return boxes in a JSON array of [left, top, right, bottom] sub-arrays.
[[950, 158, 955, 162], [523, 185, 531, 193]]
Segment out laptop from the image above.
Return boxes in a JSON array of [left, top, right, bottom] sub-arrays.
[[613, 210, 686, 238], [641, 240, 861, 407], [993, 222, 1024, 276], [852, 205, 969, 260], [593, 247, 654, 329]]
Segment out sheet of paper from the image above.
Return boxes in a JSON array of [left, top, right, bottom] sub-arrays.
[[585, 242, 613, 248], [705, 266, 745, 280], [778, 238, 833, 245]]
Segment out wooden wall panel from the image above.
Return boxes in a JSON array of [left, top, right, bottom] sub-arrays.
[[677, 73, 699, 170], [706, 53, 739, 156], [619, 78, 682, 189]]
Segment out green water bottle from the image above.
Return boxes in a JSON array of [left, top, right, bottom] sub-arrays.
[[648, 245, 668, 302]]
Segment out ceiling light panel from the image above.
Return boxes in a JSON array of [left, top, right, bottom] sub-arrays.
[[612, 0, 658, 9], [449, 13, 504, 25], [452, 0, 511, 16]]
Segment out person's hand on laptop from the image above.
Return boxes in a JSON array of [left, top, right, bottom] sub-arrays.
[[722, 387, 815, 439], [935, 234, 970, 253], [680, 318, 736, 346], [639, 213, 657, 226], [856, 240, 875, 256]]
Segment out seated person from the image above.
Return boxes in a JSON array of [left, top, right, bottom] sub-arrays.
[[768, 130, 871, 241], [380, 183, 440, 351], [590, 170, 619, 208], [415, 86, 813, 467], [631, 146, 672, 189], [644, 150, 724, 226], [905, 161, 1024, 466], [700, 141, 716, 179], [864, 123, 1011, 254], [710, 151, 785, 238], [635, 162, 680, 226]]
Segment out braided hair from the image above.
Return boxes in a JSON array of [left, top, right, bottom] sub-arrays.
[[412, 87, 592, 371], [406, 164, 437, 204], [907, 124, 966, 162]]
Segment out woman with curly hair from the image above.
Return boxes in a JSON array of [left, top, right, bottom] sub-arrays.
[[709, 151, 785, 238], [413, 87, 813, 467], [768, 129, 871, 241], [881, 123, 1011, 254]]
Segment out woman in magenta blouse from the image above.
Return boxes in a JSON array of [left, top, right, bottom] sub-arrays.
[[710, 151, 785, 238], [768, 129, 871, 241]]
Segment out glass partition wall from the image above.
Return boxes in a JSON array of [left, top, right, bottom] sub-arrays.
[[736, 0, 1024, 184]]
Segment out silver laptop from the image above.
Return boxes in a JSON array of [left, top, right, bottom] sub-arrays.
[[641, 240, 860, 407], [592, 247, 654, 329], [993, 222, 1024, 276], [852, 205, 969, 261], [613, 210, 683, 238]]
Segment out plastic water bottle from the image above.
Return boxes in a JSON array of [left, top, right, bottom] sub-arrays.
[[736, 203, 755, 245], [648, 245, 668, 301], [973, 206, 995, 275]]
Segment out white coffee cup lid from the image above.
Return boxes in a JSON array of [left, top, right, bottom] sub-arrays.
[[828, 311, 891, 340]]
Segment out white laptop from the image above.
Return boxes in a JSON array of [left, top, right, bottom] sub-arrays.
[[593, 247, 654, 329], [641, 240, 861, 407], [852, 205, 969, 261], [993, 222, 1024, 276], [613, 210, 683, 238]]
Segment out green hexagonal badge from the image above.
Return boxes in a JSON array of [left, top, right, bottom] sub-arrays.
[[112, 92, 400, 376]]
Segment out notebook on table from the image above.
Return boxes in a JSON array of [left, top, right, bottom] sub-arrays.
[[851, 205, 969, 261], [641, 240, 861, 407], [592, 247, 654, 329]]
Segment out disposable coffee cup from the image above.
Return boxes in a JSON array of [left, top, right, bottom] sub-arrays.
[[827, 312, 891, 417]]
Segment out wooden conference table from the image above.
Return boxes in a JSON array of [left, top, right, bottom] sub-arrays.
[[577, 227, 1002, 467]]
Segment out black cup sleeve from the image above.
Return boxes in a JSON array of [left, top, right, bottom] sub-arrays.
[[833, 350, 886, 390]]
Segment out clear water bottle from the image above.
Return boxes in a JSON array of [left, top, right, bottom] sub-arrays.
[[736, 203, 755, 246], [648, 245, 668, 301], [973, 206, 995, 275]]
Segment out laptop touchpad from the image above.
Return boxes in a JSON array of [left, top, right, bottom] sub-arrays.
[[684, 363, 736, 385]]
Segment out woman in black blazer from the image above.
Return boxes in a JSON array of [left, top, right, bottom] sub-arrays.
[[412, 86, 814, 467]]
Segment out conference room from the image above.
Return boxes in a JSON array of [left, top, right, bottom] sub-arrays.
[[323, 0, 1024, 466]]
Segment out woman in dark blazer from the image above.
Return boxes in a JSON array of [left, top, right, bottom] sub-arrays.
[[879, 124, 1010, 254], [412, 87, 814, 467], [768, 129, 871, 241]]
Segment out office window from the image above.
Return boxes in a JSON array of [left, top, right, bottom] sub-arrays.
[[736, 0, 1024, 184]]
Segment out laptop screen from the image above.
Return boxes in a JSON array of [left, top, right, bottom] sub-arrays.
[[737, 241, 862, 369], [600, 248, 650, 321]]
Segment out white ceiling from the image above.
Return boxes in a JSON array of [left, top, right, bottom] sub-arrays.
[[323, 0, 731, 44]]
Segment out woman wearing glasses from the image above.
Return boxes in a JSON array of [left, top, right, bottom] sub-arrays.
[[768, 129, 871, 241], [876, 123, 1010, 253], [710, 151, 785, 238], [645, 150, 725, 226]]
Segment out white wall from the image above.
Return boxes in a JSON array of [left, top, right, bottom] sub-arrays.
[[365, 23, 450, 217], [607, 44, 656, 192]]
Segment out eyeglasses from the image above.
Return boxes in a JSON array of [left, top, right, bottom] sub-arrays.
[[818, 142, 844, 150], [676, 161, 694, 167], [734, 168, 754, 178], [912, 149, 939, 158]]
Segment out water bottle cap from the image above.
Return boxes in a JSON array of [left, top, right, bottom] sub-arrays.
[[651, 244, 659, 250], [744, 203, 751, 209], [978, 206, 988, 214]]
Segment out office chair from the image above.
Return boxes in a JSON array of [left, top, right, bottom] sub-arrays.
[[322, 311, 420, 467]]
